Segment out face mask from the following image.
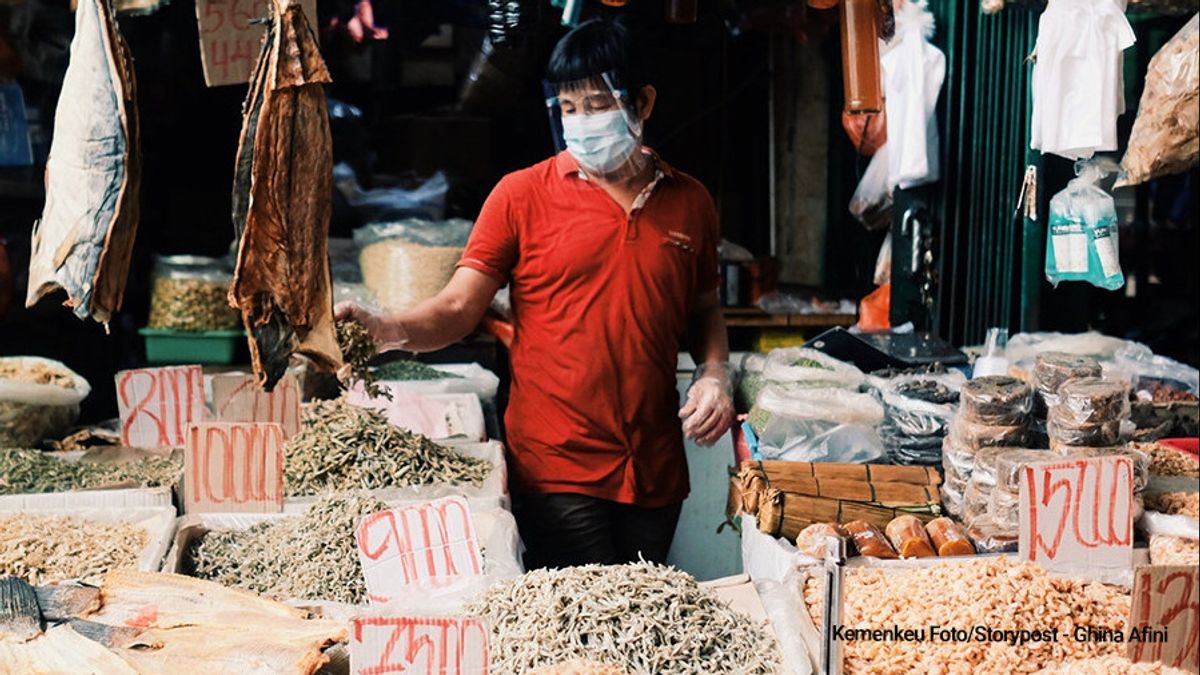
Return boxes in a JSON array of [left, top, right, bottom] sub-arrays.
[[561, 109, 639, 175]]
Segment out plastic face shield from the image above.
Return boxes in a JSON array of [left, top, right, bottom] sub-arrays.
[[544, 72, 648, 179]]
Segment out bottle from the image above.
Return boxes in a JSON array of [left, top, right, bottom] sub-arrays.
[[972, 327, 1010, 378], [840, 0, 883, 113]]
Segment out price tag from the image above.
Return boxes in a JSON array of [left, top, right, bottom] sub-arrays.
[[183, 421, 284, 513], [350, 615, 489, 675], [194, 0, 317, 87], [356, 497, 483, 603], [1128, 565, 1200, 673], [1018, 455, 1134, 578], [116, 366, 205, 448], [211, 372, 302, 439]]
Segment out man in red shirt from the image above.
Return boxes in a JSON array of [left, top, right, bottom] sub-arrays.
[[337, 19, 733, 568]]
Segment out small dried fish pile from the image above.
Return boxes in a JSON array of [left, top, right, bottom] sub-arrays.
[[0, 514, 147, 585], [285, 400, 490, 496], [374, 359, 461, 381], [336, 319, 387, 398], [1140, 441, 1200, 477], [466, 562, 781, 675], [186, 492, 386, 603], [1145, 491, 1200, 518], [0, 361, 75, 388], [1149, 534, 1200, 566], [0, 448, 181, 495]]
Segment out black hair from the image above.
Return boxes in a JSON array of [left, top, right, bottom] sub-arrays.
[[545, 18, 646, 93]]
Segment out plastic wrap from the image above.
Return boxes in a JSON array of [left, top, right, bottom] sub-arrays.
[[885, 515, 936, 558], [1044, 159, 1125, 291], [940, 483, 964, 518], [752, 385, 885, 463], [842, 520, 899, 559], [1051, 446, 1150, 493], [924, 517, 975, 556], [947, 417, 1026, 450], [963, 482, 991, 524], [355, 218, 474, 312], [1046, 418, 1121, 448], [989, 486, 1020, 529], [941, 439, 975, 484], [1114, 342, 1200, 397], [993, 449, 1053, 493], [761, 348, 865, 390], [967, 518, 1018, 554], [736, 353, 768, 412], [794, 523, 846, 561], [1049, 377, 1130, 425], [959, 376, 1032, 425], [1140, 510, 1200, 541], [1033, 352, 1103, 396]]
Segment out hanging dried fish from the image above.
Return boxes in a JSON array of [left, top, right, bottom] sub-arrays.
[[26, 0, 140, 325], [336, 319, 388, 399], [186, 491, 387, 603], [0, 514, 147, 586], [284, 400, 490, 496], [230, 0, 341, 390], [466, 562, 781, 675]]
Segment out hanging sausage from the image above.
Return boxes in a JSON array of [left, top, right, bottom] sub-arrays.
[[230, 0, 342, 390]]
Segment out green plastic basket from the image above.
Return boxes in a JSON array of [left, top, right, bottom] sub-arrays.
[[139, 328, 245, 365]]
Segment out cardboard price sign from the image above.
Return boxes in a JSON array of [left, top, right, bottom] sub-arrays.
[[116, 366, 205, 448], [211, 372, 302, 439], [184, 422, 284, 513], [1018, 456, 1134, 576], [350, 616, 489, 675], [356, 497, 483, 603], [1129, 565, 1200, 673], [194, 0, 317, 87]]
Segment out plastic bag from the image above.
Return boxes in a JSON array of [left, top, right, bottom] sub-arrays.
[[1114, 342, 1200, 397], [857, 283, 891, 332], [842, 110, 886, 156], [878, 370, 965, 437], [761, 348, 865, 390], [1006, 331, 1140, 370], [1044, 159, 1125, 291], [959, 375, 1032, 426], [355, 218, 474, 312], [1116, 14, 1199, 187], [373, 363, 501, 403], [873, 233, 892, 286], [0, 356, 91, 447], [334, 163, 448, 222], [849, 144, 893, 231], [881, 0, 944, 190], [753, 385, 884, 463], [1047, 377, 1130, 425]]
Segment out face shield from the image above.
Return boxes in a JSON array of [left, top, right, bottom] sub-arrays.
[[545, 72, 649, 180]]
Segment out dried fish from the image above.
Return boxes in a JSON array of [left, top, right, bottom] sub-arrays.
[[336, 319, 388, 399], [466, 562, 781, 675], [0, 514, 147, 585], [186, 492, 387, 603], [284, 400, 490, 496], [0, 448, 181, 495]]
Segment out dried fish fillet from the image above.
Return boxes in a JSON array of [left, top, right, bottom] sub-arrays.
[[231, 1, 341, 389], [113, 623, 340, 675], [26, 0, 140, 325], [0, 624, 137, 674]]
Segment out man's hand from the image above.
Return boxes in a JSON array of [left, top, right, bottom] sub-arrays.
[[333, 302, 410, 352], [679, 362, 735, 447]]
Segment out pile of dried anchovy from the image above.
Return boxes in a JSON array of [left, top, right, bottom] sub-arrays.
[[0, 514, 147, 585], [186, 491, 387, 603], [466, 562, 781, 674], [336, 319, 388, 399], [284, 400, 491, 496], [374, 359, 462, 381], [0, 448, 182, 495]]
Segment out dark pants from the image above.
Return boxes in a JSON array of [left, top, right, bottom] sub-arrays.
[[513, 493, 683, 569]]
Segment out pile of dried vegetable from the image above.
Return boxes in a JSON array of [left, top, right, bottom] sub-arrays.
[[185, 491, 386, 603], [466, 562, 781, 674], [336, 319, 387, 398], [284, 400, 490, 496], [0, 448, 181, 495], [374, 359, 461, 381], [0, 514, 147, 585]]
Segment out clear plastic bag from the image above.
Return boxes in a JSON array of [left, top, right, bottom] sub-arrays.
[[878, 371, 965, 437], [0, 356, 91, 447], [947, 417, 1026, 451], [849, 144, 893, 231], [355, 218, 474, 312], [761, 348, 865, 390], [1114, 342, 1200, 398], [752, 385, 884, 462], [147, 255, 240, 332], [959, 375, 1032, 426], [1047, 377, 1130, 425], [1044, 159, 1125, 291], [1046, 418, 1122, 448], [991, 448, 1053, 493], [1116, 15, 1199, 188]]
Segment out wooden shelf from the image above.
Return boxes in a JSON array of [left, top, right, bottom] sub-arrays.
[[722, 307, 856, 329]]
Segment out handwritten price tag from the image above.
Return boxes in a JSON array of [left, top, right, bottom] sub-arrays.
[[116, 366, 205, 448], [356, 497, 483, 603], [1018, 456, 1134, 578], [350, 615, 489, 675], [1129, 565, 1200, 673], [194, 0, 317, 87], [184, 421, 284, 513], [211, 372, 302, 439]]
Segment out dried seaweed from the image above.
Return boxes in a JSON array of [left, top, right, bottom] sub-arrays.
[[0, 448, 181, 495], [284, 400, 490, 496], [186, 491, 387, 603], [467, 562, 781, 675], [0, 514, 147, 585]]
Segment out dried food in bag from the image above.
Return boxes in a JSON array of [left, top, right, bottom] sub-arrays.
[[993, 448, 1053, 493], [948, 417, 1026, 450], [1052, 445, 1150, 493], [1033, 352, 1103, 395], [885, 515, 936, 558], [941, 437, 975, 483], [795, 523, 847, 560], [963, 481, 991, 524], [924, 517, 975, 556], [970, 446, 1025, 489], [148, 255, 239, 331], [1050, 377, 1130, 425], [967, 517, 1018, 554], [1047, 418, 1121, 448], [843, 519, 899, 559], [960, 376, 1032, 425], [760, 347, 865, 389], [989, 487, 1021, 529]]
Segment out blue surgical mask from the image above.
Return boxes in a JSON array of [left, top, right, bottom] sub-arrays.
[[561, 110, 639, 175]]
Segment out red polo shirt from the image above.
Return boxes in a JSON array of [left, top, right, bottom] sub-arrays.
[[458, 150, 720, 507]]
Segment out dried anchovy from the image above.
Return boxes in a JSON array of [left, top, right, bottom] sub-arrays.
[[0, 513, 147, 585], [0, 361, 76, 388], [374, 359, 462, 381], [336, 319, 389, 399], [148, 277, 241, 331], [284, 400, 491, 496], [466, 562, 781, 675], [0, 448, 182, 495], [186, 491, 387, 603]]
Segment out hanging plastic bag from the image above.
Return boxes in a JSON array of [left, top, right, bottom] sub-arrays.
[[1044, 158, 1125, 291], [849, 144, 893, 230], [1116, 14, 1198, 188], [881, 0, 945, 190]]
